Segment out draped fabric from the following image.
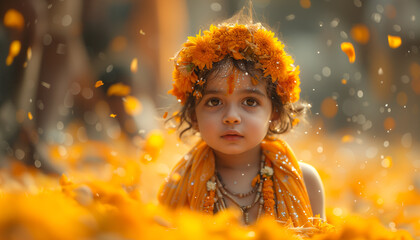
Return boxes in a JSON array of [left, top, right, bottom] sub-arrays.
[[158, 137, 314, 227]]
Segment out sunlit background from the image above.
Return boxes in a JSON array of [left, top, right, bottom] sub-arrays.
[[0, 0, 419, 239]]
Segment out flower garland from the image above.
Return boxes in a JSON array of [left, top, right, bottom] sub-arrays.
[[262, 159, 275, 217], [169, 23, 301, 104], [204, 177, 216, 214]]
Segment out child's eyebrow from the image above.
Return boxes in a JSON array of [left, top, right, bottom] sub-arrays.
[[203, 88, 267, 97]]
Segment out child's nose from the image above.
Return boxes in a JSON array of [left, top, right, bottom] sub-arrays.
[[223, 105, 241, 124]]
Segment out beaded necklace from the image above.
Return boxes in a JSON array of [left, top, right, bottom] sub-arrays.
[[205, 154, 276, 224]]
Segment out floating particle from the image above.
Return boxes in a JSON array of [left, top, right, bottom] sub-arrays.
[[410, 63, 420, 94], [171, 172, 181, 182], [28, 112, 33, 120], [110, 114, 116, 118], [111, 36, 127, 52], [321, 97, 338, 118], [341, 135, 354, 143], [330, 18, 340, 28], [56, 43, 66, 54], [300, 0, 311, 9], [286, 14, 295, 21], [396, 92, 407, 106], [322, 66, 331, 77], [41, 81, 51, 89], [61, 14, 72, 27], [372, 13, 382, 23], [393, 24, 401, 32], [353, 0, 362, 7], [130, 58, 138, 73], [388, 35, 402, 48], [340, 42, 355, 63], [350, 24, 370, 44], [95, 80, 104, 88], [401, 133, 412, 148], [383, 117, 395, 130], [106, 64, 113, 73], [139, 29, 146, 35], [381, 156, 392, 168], [142, 130, 165, 163], [6, 40, 21, 66], [123, 96, 142, 115], [162, 111, 168, 119], [27, 47, 32, 61], [385, 4, 397, 19], [107, 83, 131, 96], [43, 34, 52, 46], [210, 2, 222, 12], [378, 68, 384, 75], [3, 9, 24, 30], [292, 118, 300, 126], [81, 88, 93, 99]]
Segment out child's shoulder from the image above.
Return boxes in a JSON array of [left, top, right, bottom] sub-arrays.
[[298, 162, 326, 219]]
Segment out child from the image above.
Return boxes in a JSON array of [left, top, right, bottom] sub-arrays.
[[158, 12, 325, 227]]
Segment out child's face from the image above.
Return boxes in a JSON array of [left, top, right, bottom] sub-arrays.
[[194, 67, 273, 156]]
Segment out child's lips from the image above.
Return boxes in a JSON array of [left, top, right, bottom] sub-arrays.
[[221, 131, 243, 140]]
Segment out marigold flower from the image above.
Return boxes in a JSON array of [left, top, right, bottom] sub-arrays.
[[169, 23, 301, 105]]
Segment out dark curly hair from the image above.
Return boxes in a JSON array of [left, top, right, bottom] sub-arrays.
[[168, 57, 309, 139]]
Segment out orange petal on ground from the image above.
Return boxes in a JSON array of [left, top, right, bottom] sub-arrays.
[[107, 83, 131, 96], [340, 42, 356, 63], [388, 35, 401, 48], [350, 24, 370, 44]]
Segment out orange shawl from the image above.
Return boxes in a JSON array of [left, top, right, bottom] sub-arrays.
[[158, 138, 314, 227]]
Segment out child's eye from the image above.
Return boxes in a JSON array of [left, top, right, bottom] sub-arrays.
[[206, 98, 222, 107], [243, 98, 258, 107]]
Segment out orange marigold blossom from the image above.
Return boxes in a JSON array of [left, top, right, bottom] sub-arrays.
[[263, 160, 275, 217], [340, 42, 356, 63], [169, 23, 301, 104]]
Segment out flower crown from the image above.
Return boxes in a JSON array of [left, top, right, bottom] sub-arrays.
[[169, 22, 301, 104]]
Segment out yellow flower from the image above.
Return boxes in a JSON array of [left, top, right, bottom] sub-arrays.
[[253, 29, 282, 57], [225, 24, 252, 59], [183, 33, 218, 70]]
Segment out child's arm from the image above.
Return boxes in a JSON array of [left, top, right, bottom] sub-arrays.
[[299, 162, 326, 220]]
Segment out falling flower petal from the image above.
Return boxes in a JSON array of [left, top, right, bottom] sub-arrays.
[[107, 83, 131, 96], [95, 80, 104, 88], [110, 114, 116, 118], [28, 112, 33, 120], [350, 24, 370, 44], [388, 35, 402, 48], [6, 40, 21, 66], [3, 9, 24, 30], [130, 58, 138, 73], [340, 42, 356, 63], [300, 0, 311, 9], [123, 96, 142, 115]]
